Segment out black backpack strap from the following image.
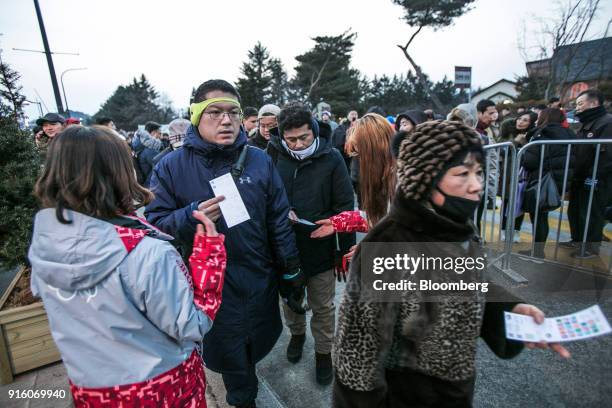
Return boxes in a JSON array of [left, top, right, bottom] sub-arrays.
[[231, 144, 249, 178]]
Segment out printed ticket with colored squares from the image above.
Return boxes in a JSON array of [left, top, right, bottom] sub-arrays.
[[504, 305, 612, 343]]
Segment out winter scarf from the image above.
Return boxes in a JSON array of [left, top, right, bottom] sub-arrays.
[[281, 137, 319, 160], [576, 105, 606, 124]]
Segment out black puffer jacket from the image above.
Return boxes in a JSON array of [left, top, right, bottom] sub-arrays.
[[247, 129, 270, 150], [332, 122, 352, 170], [574, 108, 612, 181], [267, 120, 355, 276], [522, 123, 576, 190]]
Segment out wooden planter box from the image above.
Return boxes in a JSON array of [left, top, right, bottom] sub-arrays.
[[0, 267, 61, 384]]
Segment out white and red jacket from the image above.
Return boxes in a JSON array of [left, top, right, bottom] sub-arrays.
[[29, 209, 226, 407]]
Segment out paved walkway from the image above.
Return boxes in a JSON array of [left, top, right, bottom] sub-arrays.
[[2, 267, 610, 408]]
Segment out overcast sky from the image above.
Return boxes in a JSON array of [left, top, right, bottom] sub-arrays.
[[1, 0, 610, 120]]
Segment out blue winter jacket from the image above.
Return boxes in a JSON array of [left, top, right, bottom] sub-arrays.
[[145, 126, 298, 375]]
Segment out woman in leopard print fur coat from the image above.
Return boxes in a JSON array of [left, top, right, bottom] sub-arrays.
[[332, 121, 570, 408]]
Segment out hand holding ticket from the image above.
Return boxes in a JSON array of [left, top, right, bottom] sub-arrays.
[[209, 173, 251, 228], [505, 304, 611, 343], [287, 210, 316, 226], [296, 218, 316, 226]]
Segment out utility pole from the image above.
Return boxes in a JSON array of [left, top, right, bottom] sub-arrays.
[[33, 0, 64, 114]]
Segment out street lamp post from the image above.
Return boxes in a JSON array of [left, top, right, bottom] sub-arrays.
[[25, 100, 43, 117], [60, 67, 87, 116]]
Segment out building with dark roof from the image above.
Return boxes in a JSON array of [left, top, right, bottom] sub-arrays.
[[525, 37, 611, 102]]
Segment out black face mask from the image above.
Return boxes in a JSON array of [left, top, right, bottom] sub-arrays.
[[432, 187, 481, 223]]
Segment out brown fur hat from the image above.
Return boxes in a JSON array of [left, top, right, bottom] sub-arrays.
[[397, 120, 483, 201]]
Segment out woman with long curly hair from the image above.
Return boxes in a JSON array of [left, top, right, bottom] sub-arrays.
[[311, 113, 396, 269]]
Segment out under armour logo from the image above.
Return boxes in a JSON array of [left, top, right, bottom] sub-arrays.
[[239, 176, 252, 184]]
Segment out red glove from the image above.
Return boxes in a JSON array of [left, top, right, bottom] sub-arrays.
[[330, 211, 369, 233], [189, 233, 227, 321]]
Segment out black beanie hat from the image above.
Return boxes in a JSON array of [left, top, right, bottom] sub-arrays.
[[394, 109, 427, 131], [397, 120, 484, 201]]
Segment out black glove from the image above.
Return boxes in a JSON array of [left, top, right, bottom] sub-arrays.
[[279, 258, 306, 314]]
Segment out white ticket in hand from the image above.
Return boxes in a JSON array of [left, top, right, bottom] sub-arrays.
[[296, 218, 316, 226], [209, 173, 251, 228], [504, 304, 611, 343]]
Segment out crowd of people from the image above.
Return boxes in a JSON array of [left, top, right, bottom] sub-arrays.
[[26, 80, 610, 407]]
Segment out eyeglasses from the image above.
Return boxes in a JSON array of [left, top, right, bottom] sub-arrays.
[[203, 110, 242, 121], [259, 123, 277, 130]]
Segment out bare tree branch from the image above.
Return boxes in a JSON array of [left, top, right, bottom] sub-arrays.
[[519, 0, 604, 99], [305, 56, 330, 101], [396, 42, 444, 112], [405, 25, 424, 49]]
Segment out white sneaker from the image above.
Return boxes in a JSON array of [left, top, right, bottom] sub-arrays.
[[513, 234, 521, 243]]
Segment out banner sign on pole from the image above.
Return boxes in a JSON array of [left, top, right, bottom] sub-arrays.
[[455, 66, 472, 89]]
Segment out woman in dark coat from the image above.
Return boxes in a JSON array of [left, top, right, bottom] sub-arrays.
[[500, 111, 538, 144], [500, 111, 539, 241], [392, 110, 427, 157], [520, 108, 576, 257], [332, 120, 570, 408]]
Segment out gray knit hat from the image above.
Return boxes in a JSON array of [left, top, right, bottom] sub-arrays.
[[397, 120, 483, 201], [258, 104, 281, 119], [168, 118, 190, 137]]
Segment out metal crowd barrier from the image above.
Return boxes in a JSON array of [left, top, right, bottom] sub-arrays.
[[497, 139, 612, 272], [480, 142, 516, 246]]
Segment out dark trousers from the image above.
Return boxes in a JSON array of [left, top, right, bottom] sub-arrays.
[[568, 179, 612, 253], [528, 211, 549, 243], [333, 371, 473, 408], [221, 344, 258, 407]]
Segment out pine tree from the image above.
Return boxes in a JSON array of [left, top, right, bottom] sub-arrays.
[[0, 53, 41, 268], [236, 42, 289, 108], [0, 49, 26, 123], [393, 0, 475, 111], [93, 74, 176, 130], [515, 74, 548, 102], [362, 72, 464, 115], [269, 58, 289, 107], [292, 30, 362, 115]]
